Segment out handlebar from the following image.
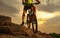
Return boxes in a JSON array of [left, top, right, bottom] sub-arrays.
[[32, 3, 40, 5]]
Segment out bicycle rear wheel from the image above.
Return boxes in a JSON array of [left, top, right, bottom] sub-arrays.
[[27, 14, 31, 28]]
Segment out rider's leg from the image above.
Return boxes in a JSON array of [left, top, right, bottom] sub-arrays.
[[21, 10, 27, 26], [31, 6, 36, 18], [31, 6, 38, 33], [22, 10, 27, 22]]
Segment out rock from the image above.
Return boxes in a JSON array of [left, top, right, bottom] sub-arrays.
[[0, 34, 20, 38], [0, 15, 55, 38], [0, 15, 11, 25]]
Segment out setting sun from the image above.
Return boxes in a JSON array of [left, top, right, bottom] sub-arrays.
[[36, 11, 56, 19]]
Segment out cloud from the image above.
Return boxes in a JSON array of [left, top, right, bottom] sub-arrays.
[[0, 0, 23, 24], [37, 5, 60, 12], [1, 0, 22, 9], [42, 16, 60, 33], [36, 0, 60, 12], [0, 0, 60, 33], [0, 0, 23, 16], [44, 16, 60, 25]]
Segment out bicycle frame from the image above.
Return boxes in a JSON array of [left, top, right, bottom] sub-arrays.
[[27, 8, 38, 33]]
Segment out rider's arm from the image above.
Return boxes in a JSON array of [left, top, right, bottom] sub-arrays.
[[36, 0, 40, 4]]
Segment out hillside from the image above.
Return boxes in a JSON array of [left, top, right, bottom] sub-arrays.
[[0, 15, 55, 38]]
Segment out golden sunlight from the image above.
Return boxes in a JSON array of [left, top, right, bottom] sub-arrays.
[[36, 11, 56, 19], [36, 11, 56, 25]]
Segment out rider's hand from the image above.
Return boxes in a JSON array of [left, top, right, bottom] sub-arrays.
[[38, 1, 40, 4], [37, 1, 40, 4], [35, 1, 40, 5]]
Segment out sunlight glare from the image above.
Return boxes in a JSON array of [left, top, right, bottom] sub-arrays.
[[36, 11, 56, 25], [36, 11, 56, 19]]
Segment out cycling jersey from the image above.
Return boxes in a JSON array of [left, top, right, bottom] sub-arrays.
[[25, 0, 33, 5]]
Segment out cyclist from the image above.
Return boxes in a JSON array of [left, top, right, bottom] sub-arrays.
[[20, 0, 40, 26]]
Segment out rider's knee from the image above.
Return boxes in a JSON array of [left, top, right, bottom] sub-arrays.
[[31, 6, 36, 12], [32, 6, 36, 9], [33, 6, 36, 11]]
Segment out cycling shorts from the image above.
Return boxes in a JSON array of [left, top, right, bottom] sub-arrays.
[[24, 5, 33, 10]]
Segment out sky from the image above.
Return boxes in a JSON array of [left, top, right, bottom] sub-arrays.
[[0, 0, 60, 34]]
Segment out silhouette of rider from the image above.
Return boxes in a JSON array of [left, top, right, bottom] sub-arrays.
[[20, 0, 40, 26]]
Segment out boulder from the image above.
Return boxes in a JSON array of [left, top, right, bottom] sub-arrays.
[[0, 15, 11, 25], [0, 15, 55, 38]]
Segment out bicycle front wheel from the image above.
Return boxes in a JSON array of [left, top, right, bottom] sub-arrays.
[[32, 15, 38, 33]]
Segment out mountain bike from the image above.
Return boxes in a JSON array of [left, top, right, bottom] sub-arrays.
[[26, 3, 38, 33]]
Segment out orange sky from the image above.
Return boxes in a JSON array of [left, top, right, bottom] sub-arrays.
[[0, 0, 60, 34], [8, 10, 60, 34]]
